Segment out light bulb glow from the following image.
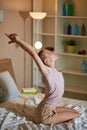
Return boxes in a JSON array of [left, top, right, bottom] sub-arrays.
[[34, 41, 42, 50]]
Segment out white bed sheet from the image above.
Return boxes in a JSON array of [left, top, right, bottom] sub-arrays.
[[0, 93, 87, 130]]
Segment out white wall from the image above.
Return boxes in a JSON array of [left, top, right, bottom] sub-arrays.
[[0, 10, 32, 88]]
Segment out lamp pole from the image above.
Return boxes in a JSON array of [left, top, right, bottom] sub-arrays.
[[19, 11, 29, 88], [30, 12, 47, 89]]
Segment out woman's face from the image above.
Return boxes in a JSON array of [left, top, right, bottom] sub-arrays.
[[44, 49, 58, 63]]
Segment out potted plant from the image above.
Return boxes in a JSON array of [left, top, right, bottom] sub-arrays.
[[65, 39, 76, 53]]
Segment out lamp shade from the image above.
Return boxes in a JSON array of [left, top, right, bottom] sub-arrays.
[[0, 0, 31, 11], [30, 12, 47, 19]]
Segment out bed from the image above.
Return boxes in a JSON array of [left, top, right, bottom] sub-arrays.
[[0, 59, 87, 130]]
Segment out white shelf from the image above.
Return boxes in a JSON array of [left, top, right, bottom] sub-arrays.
[[34, 32, 56, 36], [61, 69, 87, 76], [65, 87, 87, 94], [58, 52, 87, 58], [58, 34, 87, 38], [40, 33, 56, 36], [58, 16, 87, 19]]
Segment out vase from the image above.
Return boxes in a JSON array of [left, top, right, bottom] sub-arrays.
[[66, 45, 75, 53]]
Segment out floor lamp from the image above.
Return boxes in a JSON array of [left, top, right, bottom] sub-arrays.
[[30, 12, 47, 89]]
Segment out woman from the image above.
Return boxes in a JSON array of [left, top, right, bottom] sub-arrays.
[[6, 33, 79, 124]]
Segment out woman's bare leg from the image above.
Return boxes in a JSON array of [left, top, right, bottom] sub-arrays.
[[53, 110, 79, 124], [56, 107, 78, 113]]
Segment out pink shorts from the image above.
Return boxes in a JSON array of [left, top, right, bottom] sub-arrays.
[[34, 103, 57, 124]]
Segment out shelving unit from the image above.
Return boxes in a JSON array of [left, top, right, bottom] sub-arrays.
[[57, 0, 87, 99], [32, 0, 87, 99]]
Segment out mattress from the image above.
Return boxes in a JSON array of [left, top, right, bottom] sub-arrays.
[[0, 93, 87, 130]]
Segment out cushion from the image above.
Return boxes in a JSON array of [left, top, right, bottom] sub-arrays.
[[0, 71, 19, 103]]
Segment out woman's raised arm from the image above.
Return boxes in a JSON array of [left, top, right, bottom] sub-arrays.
[[5, 33, 47, 74]]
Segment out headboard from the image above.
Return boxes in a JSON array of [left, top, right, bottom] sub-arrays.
[[0, 59, 16, 82]]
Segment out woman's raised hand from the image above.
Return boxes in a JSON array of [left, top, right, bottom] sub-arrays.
[[5, 33, 18, 44]]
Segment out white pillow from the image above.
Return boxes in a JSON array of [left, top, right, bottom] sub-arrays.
[[0, 71, 19, 103]]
